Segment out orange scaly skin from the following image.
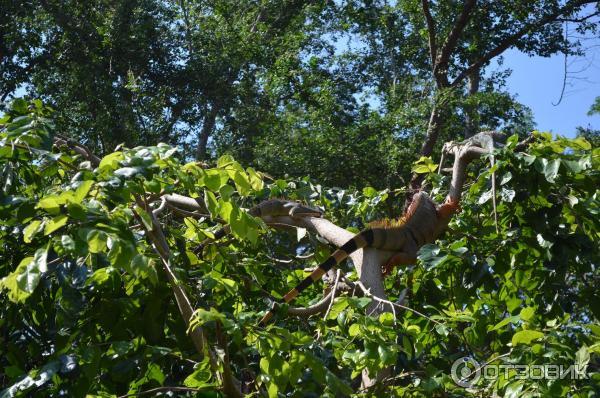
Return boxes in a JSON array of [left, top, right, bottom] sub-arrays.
[[382, 195, 461, 275], [438, 197, 461, 219]]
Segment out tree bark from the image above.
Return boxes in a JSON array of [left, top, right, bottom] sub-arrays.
[[463, 69, 480, 138], [196, 105, 219, 160], [406, 102, 445, 204]]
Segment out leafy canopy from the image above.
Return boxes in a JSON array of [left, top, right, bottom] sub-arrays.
[[0, 100, 598, 396]]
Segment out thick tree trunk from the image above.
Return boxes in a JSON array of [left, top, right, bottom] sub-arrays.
[[463, 70, 480, 138], [196, 105, 219, 160]]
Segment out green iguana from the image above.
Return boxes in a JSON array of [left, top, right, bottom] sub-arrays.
[[258, 191, 460, 325]]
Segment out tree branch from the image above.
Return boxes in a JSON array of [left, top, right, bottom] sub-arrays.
[[435, 0, 478, 83], [451, 0, 597, 87], [261, 215, 396, 301], [421, 0, 438, 69], [49, 135, 242, 397], [556, 10, 600, 22]]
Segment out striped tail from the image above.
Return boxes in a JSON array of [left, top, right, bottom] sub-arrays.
[[258, 229, 375, 325]]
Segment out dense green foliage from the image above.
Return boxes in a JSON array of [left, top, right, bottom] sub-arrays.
[[1, 0, 599, 396], [6, 0, 598, 188], [0, 100, 598, 397]]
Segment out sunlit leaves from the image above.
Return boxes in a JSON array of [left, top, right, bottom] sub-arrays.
[[36, 180, 94, 215], [98, 151, 124, 172], [86, 229, 108, 253], [0, 249, 47, 303], [183, 358, 214, 389], [511, 330, 544, 346], [43, 214, 68, 235], [23, 220, 43, 243], [134, 206, 153, 231], [412, 156, 438, 174], [2, 103, 598, 398]]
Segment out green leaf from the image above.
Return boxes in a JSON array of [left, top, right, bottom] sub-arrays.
[[544, 159, 560, 183], [435, 324, 449, 336], [204, 190, 219, 218], [490, 315, 520, 332], [562, 159, 583, 173], [131, 254, 157, 284], [202, 169, 228, 191], [23, 220, 43, 243], [44, 214, 68, 235], [499, 171, 512, 185], [108, 238, 135, 270], [183, 365, 213, 389], [114, 166, 143, 178], [519, 153, 536, 165], [36, 196, 62, 214], [519, 307, 535, 321], [87, 267, 115, 286], [575, 345, 590, 368], [589, 324, 600, 337], [72, 180, 94, 203], [478, 189, 493, 204], [219, 184, 235, 200], [500, 188, 515, 202], [219, 201, 234, 224], [504, 381, 524, 398], [511, 330, 544, 346], [216, 154, 236, 168], [232, 170, 253, 196], [86, 229, 108, 253], [348, 323, 361, 337], [246, 167, 264, 191], [411, 156, 437, 174], [379, 312, 395, 326], [60, 235, 76, 251], [571, 137, 591, 150], [98, 151, 124, 171], [378, 344, 396, 365], [362, 186, 377, 198], [0, 249, 48, 303], [135, 206, 153, 231]]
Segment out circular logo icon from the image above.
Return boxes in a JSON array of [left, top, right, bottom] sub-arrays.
[[451, 357, 481, 388]]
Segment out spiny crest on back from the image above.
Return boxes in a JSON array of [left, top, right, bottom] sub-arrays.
[[367, 191, 428, 229], [368, 217, 406, 229]]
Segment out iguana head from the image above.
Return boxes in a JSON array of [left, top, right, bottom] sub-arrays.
[[285, 201, 323, 218]]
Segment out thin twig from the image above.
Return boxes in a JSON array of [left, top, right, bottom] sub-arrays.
[[354, 281, 443, 326], [324, 269, 341, 320]]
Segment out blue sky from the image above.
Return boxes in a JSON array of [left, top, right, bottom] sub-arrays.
[[500, 45, 600, 138]]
